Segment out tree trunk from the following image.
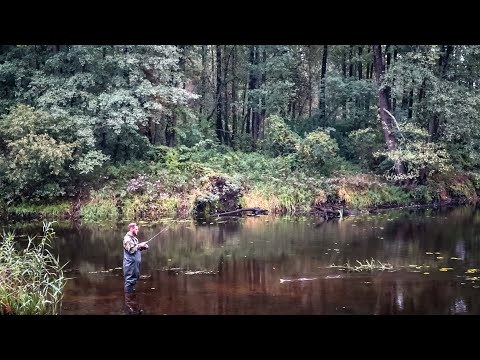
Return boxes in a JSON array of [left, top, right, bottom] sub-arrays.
[[223, 45, 230, 145], [368, 45, 374, 80], [373, 45, 405, 176], [246, 45, 259, 141], [401, 87, 409, 111], [385, 45, 392, 109], [366, 45, 374, 79], [231, 45, 238, 148], [385, 45, 391, 70], [147, 118, 156, 145], [200, 45, 207, 115], [253, 46, 261, 143], [408, 88, 414, 119], [358, 46, 363, 80], [165, 110, 177, 147], [178, 45, 186, 74], [246, 46, 255, 135], [429, 45, 453, 142], [297, 97, 308, 120], [319, 45, 328, 123], [308, 46, 312, 118], [241, 80, 248, 134], [392, 48, 398, 112], [349, 45, 354, 77], [418, 78, 426, 103], [101, 129, 107, 152], [215, 45, 223, 144], [346, 45, 354, 121], [114, 134, 121, 162], [260, 47, 267, 140]]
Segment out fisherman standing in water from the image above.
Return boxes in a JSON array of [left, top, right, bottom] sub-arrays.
[[123, 223, 149, 293]]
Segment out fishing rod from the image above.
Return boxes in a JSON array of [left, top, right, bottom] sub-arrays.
[[145, 226, 169, 244]]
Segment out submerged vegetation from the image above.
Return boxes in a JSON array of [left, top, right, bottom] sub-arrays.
[[0, 221, 67, 315], [330, 259, 394, 272]]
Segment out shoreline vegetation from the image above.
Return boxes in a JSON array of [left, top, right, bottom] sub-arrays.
[[1, 149, 478, 224], [0, 221, 67, 315]]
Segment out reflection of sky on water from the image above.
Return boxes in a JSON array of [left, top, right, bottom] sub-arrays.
[[396, 285, 404, 311], [452, 298, 467, 314]]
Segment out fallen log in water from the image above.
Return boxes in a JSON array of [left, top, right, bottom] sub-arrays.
[[311, 205, 351, 219], [215, 207, 268, 217]]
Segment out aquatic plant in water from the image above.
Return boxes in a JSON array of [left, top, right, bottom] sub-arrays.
[[330, 258, 393, 272], [0, 221, 68, 315]]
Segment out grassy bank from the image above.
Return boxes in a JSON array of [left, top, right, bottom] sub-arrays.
[[3, 147, 479, 223]]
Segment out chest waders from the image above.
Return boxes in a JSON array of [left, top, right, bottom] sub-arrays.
[[123, 236, 141, 293]]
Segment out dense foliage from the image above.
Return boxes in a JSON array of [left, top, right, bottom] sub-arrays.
[[1, 45, 479, 219]]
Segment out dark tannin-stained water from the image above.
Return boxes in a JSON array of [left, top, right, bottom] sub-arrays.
[[4, 205, 480, 314]]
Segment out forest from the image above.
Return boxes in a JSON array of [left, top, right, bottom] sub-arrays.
[[0, 45, 478, 222]]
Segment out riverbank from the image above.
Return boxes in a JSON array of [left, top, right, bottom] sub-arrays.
[[2, 162, 478, 224]]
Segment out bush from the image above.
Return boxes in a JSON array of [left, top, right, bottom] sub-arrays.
[[374, 123, 453, 183], [262, 115, 300, 156], [296, 129, 340, 170], [348, 127, 383, 169], [0, 104, 107, 202]]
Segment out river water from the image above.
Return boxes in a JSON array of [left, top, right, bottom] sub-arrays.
[[4, 205, 480, 315]]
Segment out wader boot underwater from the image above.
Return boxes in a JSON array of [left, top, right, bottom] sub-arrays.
[[123, 291, 143, 315]]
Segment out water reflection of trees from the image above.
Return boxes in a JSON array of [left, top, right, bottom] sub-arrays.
[[5, 206, 480, 275], [371, 276, 476, 315], [6, 205, 480, 314]]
